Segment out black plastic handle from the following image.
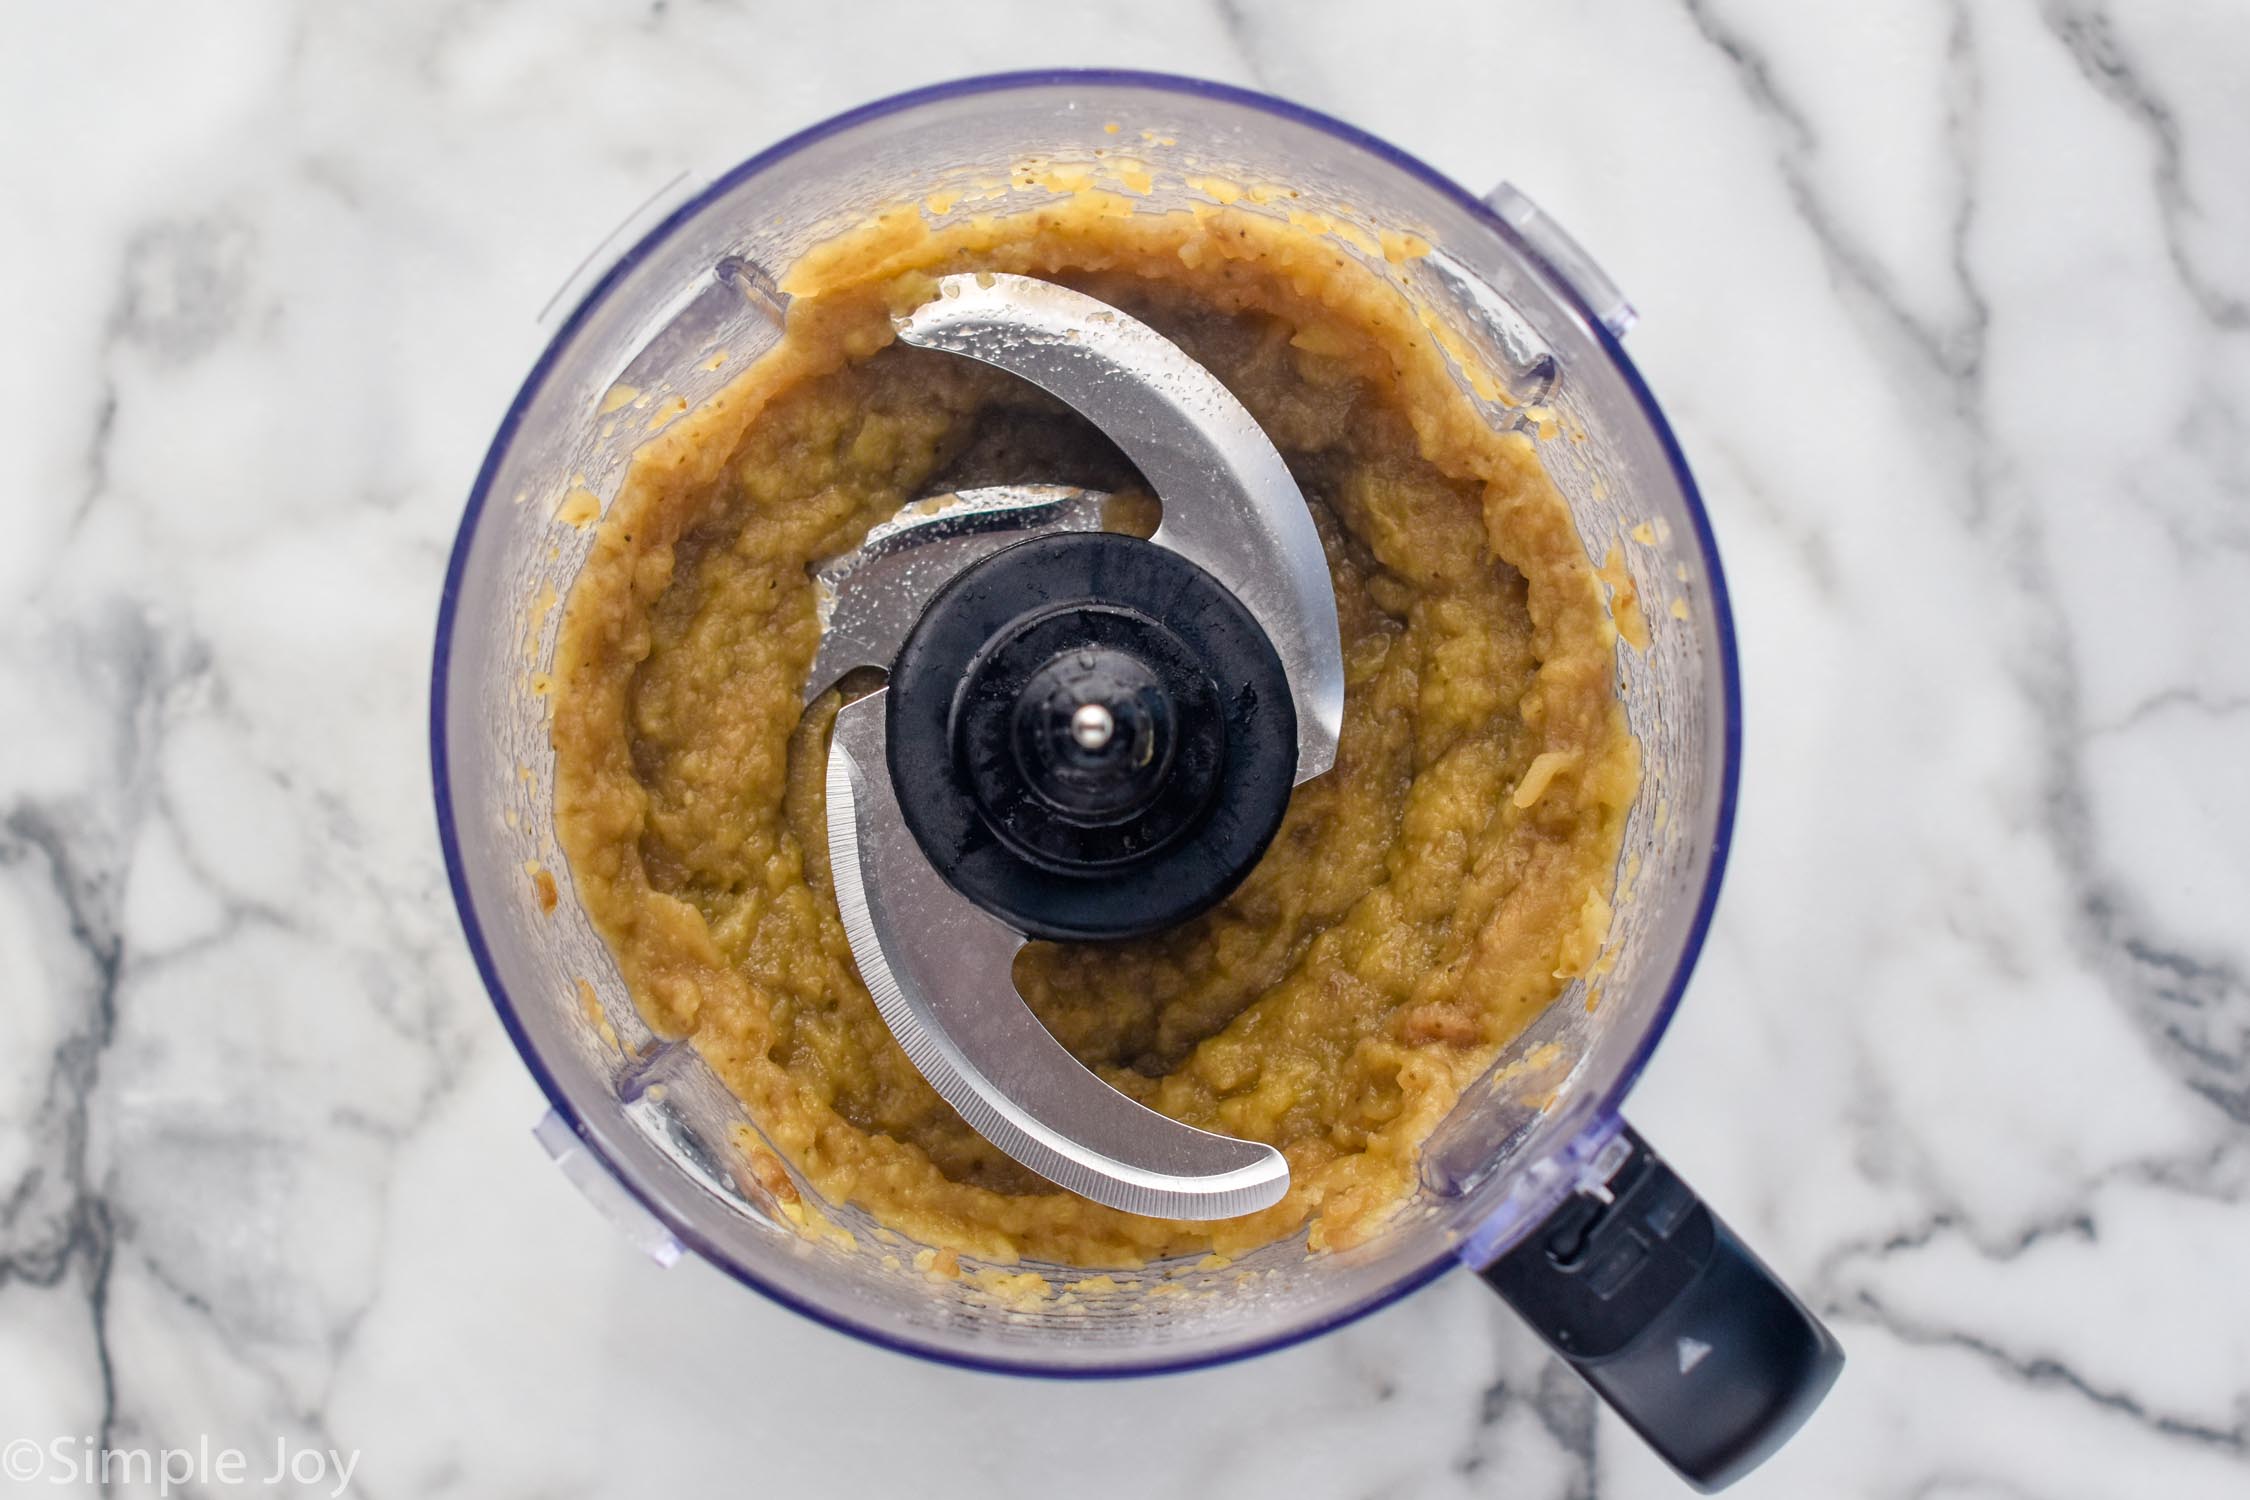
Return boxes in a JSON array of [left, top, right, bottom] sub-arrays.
[[1479, 1123, 1842, 1491]]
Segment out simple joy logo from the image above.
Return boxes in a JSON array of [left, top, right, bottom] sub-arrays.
[[2, 1435, 361, 1497]]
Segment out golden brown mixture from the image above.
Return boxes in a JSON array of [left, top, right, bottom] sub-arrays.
[[550, 188, 1637, 1267]]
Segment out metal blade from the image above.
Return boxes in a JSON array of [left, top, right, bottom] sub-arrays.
[[804, 485, 1106, 703], [896, 273, 1344, 782], [825, 691, 1290, 1220]]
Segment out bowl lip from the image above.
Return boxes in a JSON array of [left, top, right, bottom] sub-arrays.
[[431, 66, 1741, 1380]]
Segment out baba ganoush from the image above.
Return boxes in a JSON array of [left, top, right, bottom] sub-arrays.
[[549, 182, 1637, 1267]]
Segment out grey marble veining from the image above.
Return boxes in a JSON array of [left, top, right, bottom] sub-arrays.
[[2, 1, 2247, 1495]]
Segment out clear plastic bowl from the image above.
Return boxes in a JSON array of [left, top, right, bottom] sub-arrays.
[[433, 71, 1736, 1376]]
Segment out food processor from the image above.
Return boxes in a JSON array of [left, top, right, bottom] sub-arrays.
[[433, 72, 1842, 1491]]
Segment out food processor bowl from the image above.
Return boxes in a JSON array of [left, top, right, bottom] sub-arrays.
[[434, 72, 1836, 1490]]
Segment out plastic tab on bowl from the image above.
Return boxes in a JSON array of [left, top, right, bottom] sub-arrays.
[[1483, 182, 1638, 339], [534, 1108, 686, 1267], [608, 255, 789, 425]]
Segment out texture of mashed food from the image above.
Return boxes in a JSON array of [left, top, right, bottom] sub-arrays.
[[550, 189, 1638, 1268]]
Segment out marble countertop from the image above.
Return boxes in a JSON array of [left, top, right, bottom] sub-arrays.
[[5, 1, 2247, 1495]]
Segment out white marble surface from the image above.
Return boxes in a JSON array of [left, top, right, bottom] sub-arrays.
[[4, 1, 2248, 1495]]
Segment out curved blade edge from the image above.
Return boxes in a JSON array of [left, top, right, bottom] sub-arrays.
[[824, 692, 1290, 1221], [896, 273, 1343, 782]]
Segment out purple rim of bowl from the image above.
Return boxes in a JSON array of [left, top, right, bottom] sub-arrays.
[[430, 68, 1741, 1379]]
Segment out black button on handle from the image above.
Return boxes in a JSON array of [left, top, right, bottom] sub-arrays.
[[1479, 1124, 1843, 1492]]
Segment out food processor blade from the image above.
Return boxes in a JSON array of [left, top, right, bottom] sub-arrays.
[[803, 485, 1108, 703], [825, 691, 1290, 1220], [808, 274, 1349, 1217], [896, 273, 1343, 781]]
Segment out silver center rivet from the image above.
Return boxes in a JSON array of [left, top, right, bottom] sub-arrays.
[[1070, 702, 1115, 751]]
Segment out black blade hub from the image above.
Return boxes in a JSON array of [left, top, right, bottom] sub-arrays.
[[885, 532, 1297, 942]]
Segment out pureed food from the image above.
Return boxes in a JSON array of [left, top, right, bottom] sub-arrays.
[[549, 177, 1638, 1267]]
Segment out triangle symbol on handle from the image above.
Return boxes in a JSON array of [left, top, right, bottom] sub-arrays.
[[1677, 1336, 1713, 1375]]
